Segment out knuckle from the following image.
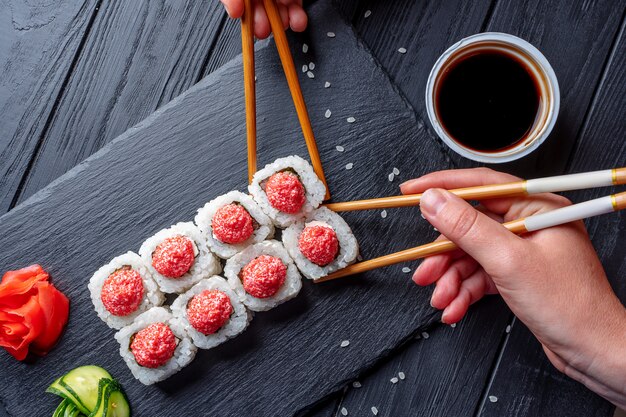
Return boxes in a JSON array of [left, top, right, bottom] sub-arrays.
[[448, 207, 480, 239]]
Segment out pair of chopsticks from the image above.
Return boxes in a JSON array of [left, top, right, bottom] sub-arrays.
[[316, 167, 626, 283], [241, 0, 330, 200]]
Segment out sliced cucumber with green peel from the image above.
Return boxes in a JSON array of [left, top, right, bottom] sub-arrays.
[[53, 399, 69, 417], [59, 365, 113, 414], [62, 401, 83, 417], [47, 377, 85, 414], [89, 379, 131, 417]]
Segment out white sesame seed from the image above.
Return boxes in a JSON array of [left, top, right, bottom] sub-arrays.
[[302, 64, 308, 73], [254, 76, 257, 82], [393, 167, 400, 175], [506, 325, 511, 333], [433, 227, 438, 232], [324, 81, 331, 88], [309, 62, 315, 70], [345, 163, 354, 170], [341, 407, 348, 416], [420, 213, 426, 219], [347, 117, 356, 123], [327, 31, 336, 38], [421, 331, 429, 339], [451, 323, 457, 328], [302, 43, 308, 53], [390, 377, 399, 384], [381, 210, 387, 218], [398, 47, 407, 54], [489, 395, 498, 403], [340, 340, 350, 347], [371, 406, 379, 415], [364, 9, 372, 18], [388, 173, 395, 182], [402, 267, 411, 273], [325, 109, 332, 118], [398, 371, 405, 380], [307, 71, 315, 78], [336, 145, 345, 152], [352, 381, 362, 388]]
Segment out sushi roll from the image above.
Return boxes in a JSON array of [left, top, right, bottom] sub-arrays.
[[282, 207, 359, 280], [249, 155, 326, 228], [224, 240, 302, 312], [195, 191, 274, 259], [114, 307, 196, 385], [171, 276, 250, 349], [139, 222, 221, 294], [89, 251, 165, 329]]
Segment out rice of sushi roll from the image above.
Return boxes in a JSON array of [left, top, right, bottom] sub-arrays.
[[224, 240, 302, 312], [139, 222, 221, 294], [89, 251, 165, 329], [282, 207, 359, 280], [171, 276, 251, 349], [249, 155, 326, 228], [114, 306, 196, 385], [195, 191, 274, 259]]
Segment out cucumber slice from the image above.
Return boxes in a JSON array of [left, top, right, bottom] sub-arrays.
[[63, 401, 82, 417], [53, 399, 69, 417], [59, 366, 112, 414], [47, 377, 85, 414], [88, 379, 131, 417]]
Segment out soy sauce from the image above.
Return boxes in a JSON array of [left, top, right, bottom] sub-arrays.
[[436, 51, 540, 152]]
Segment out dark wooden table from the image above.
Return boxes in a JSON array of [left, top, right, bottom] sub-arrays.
[[1, 1, 624, 416]]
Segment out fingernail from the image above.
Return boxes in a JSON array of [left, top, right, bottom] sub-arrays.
[[441, 310, 449, 324], [420, 189, 447, 216], [399, 179, 415, 188]]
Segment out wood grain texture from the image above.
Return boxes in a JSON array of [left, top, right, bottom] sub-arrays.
[[0, 0, 99, 212], [14, 0, 229, 204], [478, 19, 626, 417], [0, 3, 453, 416]]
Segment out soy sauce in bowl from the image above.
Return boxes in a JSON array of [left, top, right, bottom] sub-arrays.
[[435, 51, 540, 152]]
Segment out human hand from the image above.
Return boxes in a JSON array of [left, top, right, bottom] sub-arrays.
[[401, 167, 626, 407], [220, 0, 307, 39]]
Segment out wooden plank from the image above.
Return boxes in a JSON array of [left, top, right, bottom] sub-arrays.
[[477, 17, 626, 417], [14, 0, 229, 205], [0, 3, 454, 416], [0, 0, 99, 212]]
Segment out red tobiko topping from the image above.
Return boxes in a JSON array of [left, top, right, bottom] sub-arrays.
[[0, 265, 69, 361], [187, 290, 233, 335], [101, 269, 144, 316], [265, 171, 306, 214], [240, 255, 286, 298], [298, 225, 339, 266], [211, 204, 254, 244], [130, 322, 177, 368], [152, 235, 196, 278]]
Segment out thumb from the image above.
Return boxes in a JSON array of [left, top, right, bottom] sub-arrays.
[[420, 188, 524, 271]]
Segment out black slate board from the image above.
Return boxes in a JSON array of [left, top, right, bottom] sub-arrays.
[[0, 2, 450, 415]]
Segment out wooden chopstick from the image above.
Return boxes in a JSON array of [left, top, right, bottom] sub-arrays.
[[263, 0, 331, 200], [315, 190, 626, 283], [242, 0, 256, 183], [325, 167, 626, 212]]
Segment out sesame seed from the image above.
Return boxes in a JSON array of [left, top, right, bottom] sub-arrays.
[[307, 71, 315, 78], [421, 331, 429, 339], [506, 325, 511, 333], [254, 76, 257, 82], [302, 43, 308, 53], [451, 323, 457, 328], [352, 381, 362, 388], [324, 81, 331, 88], [388, 173, 395, 182], [340, 340, 350, 347], [402, 267, 411, 273], [489, 395, 498, 403], [345, 163, 354, 170], [325, 109, 332, 118], [398, 371, 406, 380], [398, 47, 407, 54], [341, 407, 348, 416], [371, 406, 379, 415], [336, 145, 345, 152], [327, 31, 336, 38], [309, 62, 315, 70], [433, 227, 438, 232], [347, 117, 356, 123], [390, 377, 399, 384], [302, 64, 308, 73], [393, 167, 400, 175], [381, 210, 387, 218], [420, 213, 426, 219], [364, 10, 372, 18]]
